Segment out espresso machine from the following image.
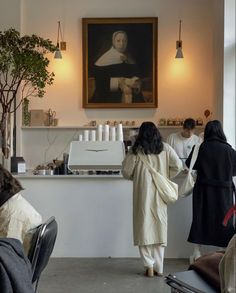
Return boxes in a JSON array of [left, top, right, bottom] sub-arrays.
[[68, 141, 125, 175]]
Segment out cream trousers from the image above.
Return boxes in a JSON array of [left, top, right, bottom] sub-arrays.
[[139, 244, 165, 274]]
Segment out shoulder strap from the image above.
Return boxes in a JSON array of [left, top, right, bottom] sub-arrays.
[[137, 153, 171, 184], [137, 153, 178, 204], [137, 153, 159, 176], [189, 143, 200, 172]]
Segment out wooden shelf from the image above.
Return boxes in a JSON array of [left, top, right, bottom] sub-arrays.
[[21, 126, 94, 129], [21, 125, 204, 130], [21, 125, 139, 129]]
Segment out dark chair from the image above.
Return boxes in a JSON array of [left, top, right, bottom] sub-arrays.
[[27, 216, 58, 292], [165, 270, 218, 293], [165, 251, 223, 293]]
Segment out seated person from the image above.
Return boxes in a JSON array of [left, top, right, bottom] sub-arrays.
[[166, 118, 202, 167], [0, 238, 34, 293], [187, 235, 236, 292], [0, 164, 42, 255], [165, 206, 236, 293], [219, 234, 236, 293], [219, 203, 236, 293]]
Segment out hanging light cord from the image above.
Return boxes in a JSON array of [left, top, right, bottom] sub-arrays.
[[56, 21, 60, 47], [179, 20, 182, 41], [56, 21, 64, 47]]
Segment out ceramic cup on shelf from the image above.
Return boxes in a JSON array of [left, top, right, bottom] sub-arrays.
[[38, 169, 46, 175], [46, 169, 54, 175]]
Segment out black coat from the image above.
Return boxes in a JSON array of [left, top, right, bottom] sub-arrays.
[[186, 138, 236, 247]]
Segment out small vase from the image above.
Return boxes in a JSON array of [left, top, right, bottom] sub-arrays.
[[22, 98, 30, 126], [1, 112, 11, 161]]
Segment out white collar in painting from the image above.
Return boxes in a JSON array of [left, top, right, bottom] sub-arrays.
[[95, 47, 135, 66]]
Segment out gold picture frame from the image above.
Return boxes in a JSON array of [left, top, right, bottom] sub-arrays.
[[82, 17, 158, 108]]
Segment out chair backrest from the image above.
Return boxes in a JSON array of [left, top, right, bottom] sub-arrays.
[[28, 216, 58, 285]]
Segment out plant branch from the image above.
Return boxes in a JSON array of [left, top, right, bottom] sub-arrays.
[[0, 28, 57, 158]]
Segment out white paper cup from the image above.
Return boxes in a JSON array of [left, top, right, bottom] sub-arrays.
[[110, 127, 116, 141], [91, 130, 96, 141], [97, 125, 103, 141], [84, 130, 89, 141], [104, 125, 109, 141]]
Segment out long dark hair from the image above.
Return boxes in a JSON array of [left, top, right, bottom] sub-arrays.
[[204, 120, 227, 142], [132, 122, 163, 155], [0, 164, 24, 207]]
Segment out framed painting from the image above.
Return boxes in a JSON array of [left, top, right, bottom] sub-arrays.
[[82, 17, 158, 108]]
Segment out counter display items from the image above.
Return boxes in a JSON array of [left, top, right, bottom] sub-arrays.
[[31, 123, 125, 176], [67, 123, 126, 175]]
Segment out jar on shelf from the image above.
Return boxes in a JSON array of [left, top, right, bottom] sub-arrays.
[[158, 118, 166, 126], [167, 119, 174, 126], [22, 98, 30, 126], [196, 118, 203, 126]]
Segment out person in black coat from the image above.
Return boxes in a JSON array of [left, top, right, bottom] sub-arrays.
[[186, 120, 236, 262]]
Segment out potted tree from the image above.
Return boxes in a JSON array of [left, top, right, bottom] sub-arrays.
[[0, 28, 57, 168]]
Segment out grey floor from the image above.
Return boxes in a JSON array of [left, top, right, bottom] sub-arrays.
[[38, 258, 189, 293]]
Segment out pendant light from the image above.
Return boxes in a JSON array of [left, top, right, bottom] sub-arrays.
[[54, 21, 66, 59], [175, 20, 184, 59]]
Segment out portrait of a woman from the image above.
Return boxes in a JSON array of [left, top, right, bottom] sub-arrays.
[[82, 18, 158, 108], [91, 30, 144, 104]]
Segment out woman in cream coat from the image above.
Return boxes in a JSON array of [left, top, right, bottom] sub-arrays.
[[0, 164, 42, 254], [122, 122, 182, 277]]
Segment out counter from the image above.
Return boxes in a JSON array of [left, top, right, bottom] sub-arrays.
[[18, 173, 194, 258], [20, 126, 204, 170]]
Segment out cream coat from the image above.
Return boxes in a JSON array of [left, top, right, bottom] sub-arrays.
[[122, 143, 182, 246], [0, 193, 42, 254]]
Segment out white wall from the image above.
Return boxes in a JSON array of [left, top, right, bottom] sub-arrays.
[[223, 0, 236, 147], [18, 0, 216, 127], [0, 0, 20, 30], [212, 0, 224, 122], [0, 0, 223, 159]]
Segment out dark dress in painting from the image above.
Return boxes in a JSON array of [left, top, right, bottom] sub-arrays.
[[186, 137, 236, 247], [90, 46, 144, 103]]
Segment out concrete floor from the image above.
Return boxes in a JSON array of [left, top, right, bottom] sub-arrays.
[[38, 258, 189, 293]]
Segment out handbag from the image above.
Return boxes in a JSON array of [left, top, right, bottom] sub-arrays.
[[179, 143, 200, 197], [138, 154, 178, 204]]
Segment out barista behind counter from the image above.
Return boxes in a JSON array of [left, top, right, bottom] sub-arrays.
[[166, 118, 202, 168]]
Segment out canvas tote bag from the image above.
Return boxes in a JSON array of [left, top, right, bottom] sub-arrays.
[[179, 143, 200, 197], [138, 154, 178, 204]]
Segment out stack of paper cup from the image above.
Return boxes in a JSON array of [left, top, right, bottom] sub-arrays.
[[78, 134, 83, 141], [91, 130, 96, 141], [104, 124, 109, 141], [97, 124, 103, 141], [110, 127, 116, 141], [84, 130, 89, 141], [117, 123, 123, 141]]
